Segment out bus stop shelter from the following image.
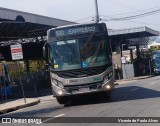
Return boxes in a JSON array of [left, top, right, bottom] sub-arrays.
[[108, 26, 160, 78], [109, 26, 159, 51], [0, 7, 74, 60]]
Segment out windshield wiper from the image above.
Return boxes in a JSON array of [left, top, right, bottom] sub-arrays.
[[90, 40, 103, 63], [83, 32, 95, 50]]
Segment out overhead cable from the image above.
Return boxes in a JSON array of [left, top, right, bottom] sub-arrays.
[[102, 8, 160, 21]]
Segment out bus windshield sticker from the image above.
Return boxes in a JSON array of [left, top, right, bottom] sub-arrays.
[[82, 62, 88, 68], [54, 64, 59, 68]]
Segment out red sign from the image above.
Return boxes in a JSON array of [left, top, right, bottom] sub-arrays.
[[10, 44, 23, 60]]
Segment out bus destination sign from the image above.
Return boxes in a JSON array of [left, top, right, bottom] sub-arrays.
[[49, 24, 106, 38]]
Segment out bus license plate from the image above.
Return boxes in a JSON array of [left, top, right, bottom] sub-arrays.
[[79, 87, 89, 92]]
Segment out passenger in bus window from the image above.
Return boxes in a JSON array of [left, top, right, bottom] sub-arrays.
[[53, 50, 63, 70]]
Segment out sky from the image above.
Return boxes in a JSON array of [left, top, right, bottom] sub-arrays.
[[1, 0, 160, 32]]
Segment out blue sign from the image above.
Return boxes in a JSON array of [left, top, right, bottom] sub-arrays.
[[82, 62, 88, 68]]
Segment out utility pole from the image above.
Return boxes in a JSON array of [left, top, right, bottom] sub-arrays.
[[94, 0, 99, 23]]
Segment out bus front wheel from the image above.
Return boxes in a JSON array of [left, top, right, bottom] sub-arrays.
[[56, 97, 68, 104], [104, 91, 112, 99]]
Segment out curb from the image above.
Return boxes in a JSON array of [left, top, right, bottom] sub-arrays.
[[115, 75, 154, 85], [130, 75, 154, 81], [0, 99, 40, 115]]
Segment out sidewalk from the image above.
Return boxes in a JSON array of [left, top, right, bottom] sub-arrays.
[[0, 94, 55, 115], [0, 98, 40, 115], [116, 75, 154, 85]]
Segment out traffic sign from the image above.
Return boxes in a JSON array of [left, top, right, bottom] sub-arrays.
[[10, 44, 23, 60]]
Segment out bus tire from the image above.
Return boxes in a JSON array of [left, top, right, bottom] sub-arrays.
[[56, 97, 68, 104], [105, 91, 112, 99]]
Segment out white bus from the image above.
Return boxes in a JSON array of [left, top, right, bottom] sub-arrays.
[[43, 23, 115, 104]]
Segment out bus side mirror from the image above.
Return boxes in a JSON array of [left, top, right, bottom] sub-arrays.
[[43, 43, 50, 73], [43, 43, 49, 61], [43, 46, 46, 59]]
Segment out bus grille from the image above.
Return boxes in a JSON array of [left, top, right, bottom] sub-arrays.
[[64, 82, 103, 93], [54, 65, 108, 78]]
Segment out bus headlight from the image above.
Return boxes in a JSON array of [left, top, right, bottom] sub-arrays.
[[108, 72, 113, 78], [106, 85, 111, 89], [104, 72, 113, 83], [104, 75, 109, 82], [155, 68, 160, 71], [57, 81, 64, 88], [52, 79, 58, 85], [58, 90, 63, 95], [52, 78, 64, 88]]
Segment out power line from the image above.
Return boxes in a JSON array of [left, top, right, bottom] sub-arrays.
[[101, 16, 160, 26], [102, 8, 160, 21], [126, 20, 160, 27], [101, 17, 160, 31], [102, 0, 139, 11], [103, 5, 160, 17], [102, 0, 160, 18], [74, 16, 94, 23], [75, 1, 160, 23]]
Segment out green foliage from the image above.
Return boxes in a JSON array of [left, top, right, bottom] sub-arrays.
[[8, 61, 26, 77], [8, 60, 45, 78], [29, 60, 45, 73], [148, 48, 157, 54]]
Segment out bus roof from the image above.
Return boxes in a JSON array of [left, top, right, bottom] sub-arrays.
[[48, 22, 106, 32]]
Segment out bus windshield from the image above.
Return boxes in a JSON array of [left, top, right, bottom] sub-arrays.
[[49, 35, 111, 71]]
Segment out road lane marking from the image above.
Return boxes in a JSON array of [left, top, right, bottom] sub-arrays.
[[42, 114, 65, 123], [130, 88, 139, 91], [148, 83, 156, 86], [54, 114, 66, 117]]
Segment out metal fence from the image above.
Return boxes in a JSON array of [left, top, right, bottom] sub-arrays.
[[0, 71, 52, 101], [122, 63, 135, 79]]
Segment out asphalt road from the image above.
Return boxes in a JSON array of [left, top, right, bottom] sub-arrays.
[[1, 76, 160, 126]]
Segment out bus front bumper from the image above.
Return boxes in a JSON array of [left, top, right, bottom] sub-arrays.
[[51, 77, 115, 97]]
